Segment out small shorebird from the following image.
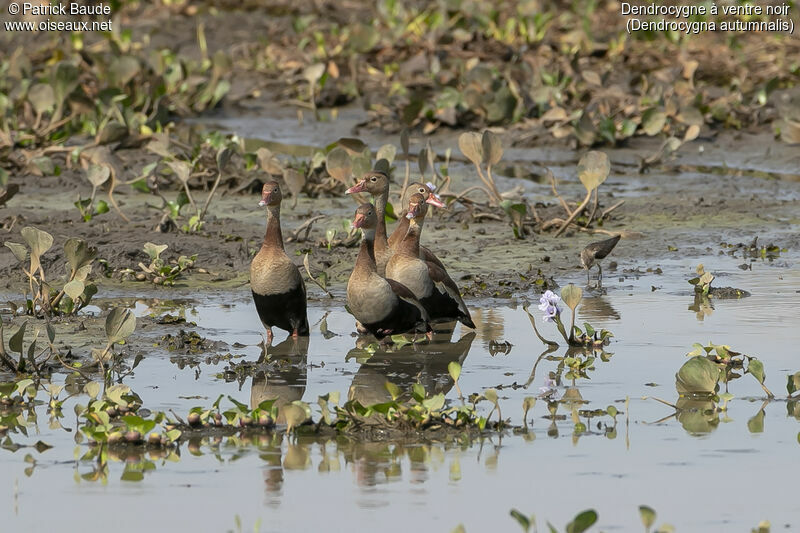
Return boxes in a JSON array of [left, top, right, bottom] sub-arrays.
[[580, 234, 621, 284]]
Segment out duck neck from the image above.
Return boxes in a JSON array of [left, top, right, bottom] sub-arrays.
[[398, 219, 422, 257], [373, 188, 389, 256], [263, 204, 284, 251], [355, 229, 377, 274], [389, 212, 410, 248]]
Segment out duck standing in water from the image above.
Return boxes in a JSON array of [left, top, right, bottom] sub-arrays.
[[347, 203, 431, 340], [250, 181, 309, 344], [385, 193, 475, 329]]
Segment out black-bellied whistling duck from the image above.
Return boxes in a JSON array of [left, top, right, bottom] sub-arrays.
[[385, 193, 476, 329], [250, 181, 309, 344], [346, 203, 431, 340], [581, 234, 621, 285], [388, 181, 446, 269], [346, 171, 392, 276]]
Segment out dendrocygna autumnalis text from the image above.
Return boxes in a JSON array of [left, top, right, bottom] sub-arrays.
[[385, 194, 475, 329], [250, 181, 309, 344], [346, 203, 431, 339]]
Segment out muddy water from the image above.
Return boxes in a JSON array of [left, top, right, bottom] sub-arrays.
[[1, 256, 798, 532]]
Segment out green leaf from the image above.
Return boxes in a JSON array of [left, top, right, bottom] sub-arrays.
[[639, 505, 656, 529], [21, 226, 54, 268], [566, 509, 598, 533], [747, 409, 765, 433], [522, 397, 536, 420], [787, 372, 800, 396], [448, 361, 462, 382], [422, 393, 445, 412], [9, 321, 27, 356], [412, 383, 426, 402], [63, 280, 85, 302], [95, 200, 109, 215], [105, 384, 130, 407], [64, 238, 97, 273], [675, 356, 720, 396], [105, 308, 136, 344], [642, 109, 667, 136], [484, 388, 498, 405], [4, 242, 27, 262], [143, 242, 168, 261], [747, 358, 766, 384], [577, 151, 610, 192], [84, 381, 101, 400], [510, 509, 531, 532], [560, 284, 583, 311], [384, 381, 401, 401], [281, 403, 307, 432]]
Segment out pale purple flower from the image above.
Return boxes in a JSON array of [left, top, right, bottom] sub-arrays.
[[538, 377, 558, 399], [538, 290, 561, 322]]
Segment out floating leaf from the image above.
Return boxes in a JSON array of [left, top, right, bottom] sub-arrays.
[[482, 130, 503, 165], [422, 393, 445, 411], [325, 147, 352, 184], [560, 284, 583, 311], [577, 151, 610, 192], [458, 132, 483, 166], [676, 356, 720, 396], [105, 308, 136, 344]]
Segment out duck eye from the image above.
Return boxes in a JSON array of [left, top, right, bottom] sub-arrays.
[[370, 177, 377, 182]]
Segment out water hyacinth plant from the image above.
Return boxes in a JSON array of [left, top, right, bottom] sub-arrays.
[[524, 285, 613, 348]]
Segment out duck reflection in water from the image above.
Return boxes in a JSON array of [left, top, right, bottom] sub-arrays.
[[250, 335, 309, 425], [347, 328, 476, 406], [345, 328, 475, 487]]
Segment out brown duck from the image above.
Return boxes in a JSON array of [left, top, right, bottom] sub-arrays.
[[388, 181, 446, 269], [250, 181, 309, 344], [346, 170, 396, 276], [346, 203, 431, 339], [385, 194, 475, 329]]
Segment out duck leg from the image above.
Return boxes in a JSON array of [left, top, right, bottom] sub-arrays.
[[597, 264, 603, 287]]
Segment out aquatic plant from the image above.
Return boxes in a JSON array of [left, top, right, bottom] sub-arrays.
[[128, 242, 196, 285], [688, 263, 715, 295], [682, 342, 773, 398], [4, 228, 98, 317], [551, 151, 615, 237], [524, 286, 613, 348]]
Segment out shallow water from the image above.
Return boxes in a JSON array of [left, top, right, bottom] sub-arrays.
[[1, 255, 799, 532]]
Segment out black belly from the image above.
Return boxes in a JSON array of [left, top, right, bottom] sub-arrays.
[[421, 288, 475, 328], [362, 300, 428, 339], [252, 284, 309, 336]]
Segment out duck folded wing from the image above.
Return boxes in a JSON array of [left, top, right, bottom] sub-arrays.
[[421, 246, 446, 270], [426, 262, 476, 328], [386, 278, 431, 322]]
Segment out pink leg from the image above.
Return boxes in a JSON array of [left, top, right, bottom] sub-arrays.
[[266, 328, 274, 345], [291, 329, 299, 338]]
